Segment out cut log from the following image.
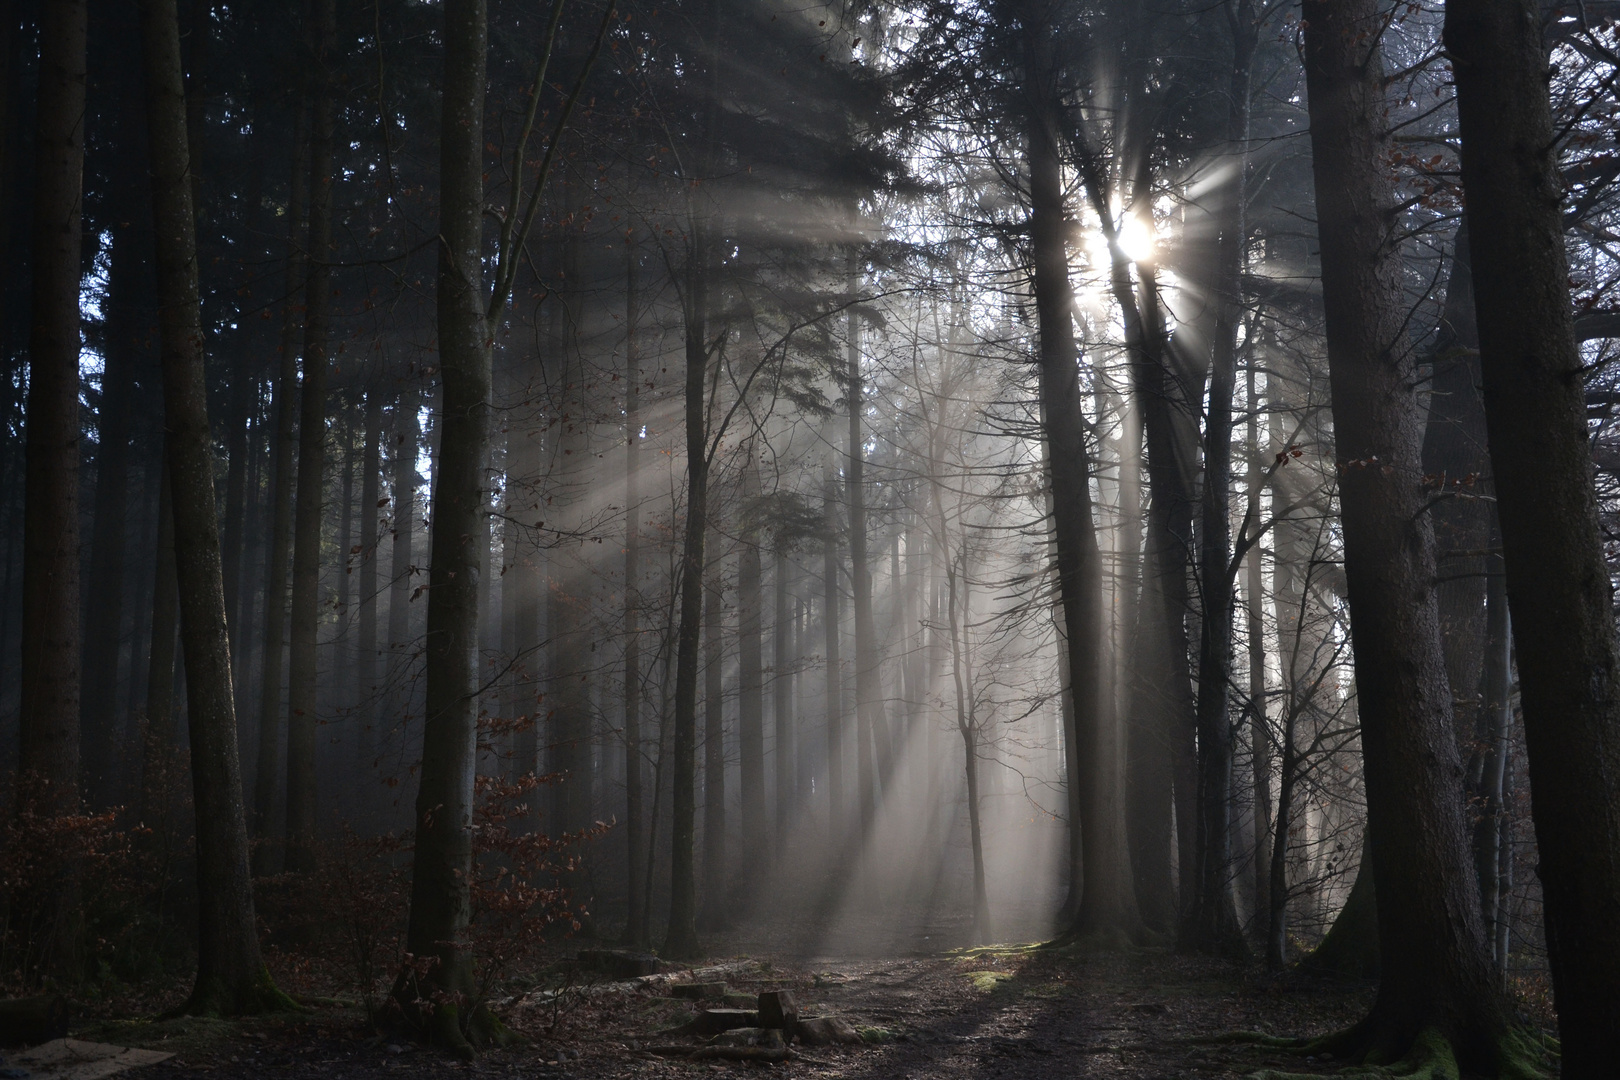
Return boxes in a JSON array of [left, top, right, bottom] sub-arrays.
[[669, 981, 726, 1000], [0, 996, 69, 1047], [575, 949, 661, 979], [757, 989, 798, 1034], [682, 1008, 757, 1038], [795, 1016, 862, 1047]]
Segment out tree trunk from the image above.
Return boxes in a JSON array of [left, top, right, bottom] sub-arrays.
[[252, 90, 309, 872], [140, 0, 293, 1015], [1020, 0, 1135, 942], [1300, 0, 1508, 1065], [773, 545, 795, 840], [822, 460, 844, 836], [1182, 0, 1254, 959], [139, 465, 180, 837], [699, 521, 726, 928], [738, 453, 766, 861], [397, 0, 501, 1054], [846, 285, 878, 836], [622, 238, 646, 946], [1245, 363, 1270, 934], [20, 0, 86, 810], [285, 0, 336, 874], [82, 213, 145, 806], [356, 388, 382, 785], [1446, 1, 1620, 1069], [665, 224, 709, 960]]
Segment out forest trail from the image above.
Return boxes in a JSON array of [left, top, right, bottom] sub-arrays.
[[102, 947, 1370, 1080]]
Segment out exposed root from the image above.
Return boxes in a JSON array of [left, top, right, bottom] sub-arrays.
[[1239, 1026, 1553, 1080], [172, 966, 303, 1018]]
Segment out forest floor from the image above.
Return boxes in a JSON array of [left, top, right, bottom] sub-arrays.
[[67, 938, 1382, 1080]]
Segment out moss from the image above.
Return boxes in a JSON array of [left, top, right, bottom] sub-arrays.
[[963, 970, 1015, 993]]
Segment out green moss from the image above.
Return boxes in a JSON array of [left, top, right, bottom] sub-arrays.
[[963, 970, 1015, 993], [858, 1026, 896, 1044]]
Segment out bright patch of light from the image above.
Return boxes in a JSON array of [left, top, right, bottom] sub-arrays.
[[1117, 215, 1155, 265]]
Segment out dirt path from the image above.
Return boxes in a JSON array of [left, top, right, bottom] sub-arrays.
[[102, 947, 1372, 1079]]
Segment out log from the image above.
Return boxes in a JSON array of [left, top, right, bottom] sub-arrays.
[[795, 1016, 862, 1047], [575, 949, 662, 978], [0, 996, 69, 1047], [669, 981, 726, 1000]]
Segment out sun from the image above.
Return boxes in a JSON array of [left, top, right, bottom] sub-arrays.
[[1117, 214, 1156, 264]]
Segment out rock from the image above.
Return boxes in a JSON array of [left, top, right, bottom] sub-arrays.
[[575, 949, 661, 979], [795, 1016, 863, 1046], [669, 981, 726, 1000], [757, 990, 799, 1034]]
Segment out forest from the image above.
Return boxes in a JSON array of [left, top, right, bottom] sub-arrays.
[[2, 0, 1619, 1076]]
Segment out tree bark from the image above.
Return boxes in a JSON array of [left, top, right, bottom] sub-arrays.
[[397, 0, 501, 1054], [665, 223, 709, 959], [1300, 0, 1508, 1065], [1181, 0, 1254, 959], [140, 467, 180, 837], [738, 452, 767, 860], [699, 521, 726, 928], [356, 387, 383, 784], [140, 0, 293, 1015], [622, 238, 646, 946], [20, 0, 86, 809], [846, 284, 878, 836], [285, 0, 337, 874], [252, 89, 309, 872], [1020, 0, 1135, 942], [773, 544, 795, 839], [1446, 0, 1620, 1069], [83, 212, 146, 806], [822, 460, 844, 837]]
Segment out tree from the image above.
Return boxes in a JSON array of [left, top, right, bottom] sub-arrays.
[[1016, 0, 1137, 943], [139, 0, 295, 1016], [1447, 0, 1620, 1071], [1295, 0, 1516, 1069], [21, 0, 86, 810]]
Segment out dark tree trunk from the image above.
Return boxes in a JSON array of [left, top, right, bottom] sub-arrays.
[[622, 240, 646, 946], [738, 453, 766, 859], [387, 383, 420, 684], [1020, 0, 1135, 942], [397, 0, 501, 1054], [285, 0, 336, 875], [846, 291, 878, 835], [665, 225, 709, 960], [773, 545, 795, 839], [252, 91, 309, 871], [140, 467, 181, 837], [822, 461, 844, 835], [140, 0, 292, 1015], [83, 214, 145, 806], [1182, 0, 1254, 959], [1447, 1, 1620, 1069], [20, 0, 86, 809], [699, 522, 726, 928], [1300, 0, 1508, 1065], [356, 388, 382, 780]]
